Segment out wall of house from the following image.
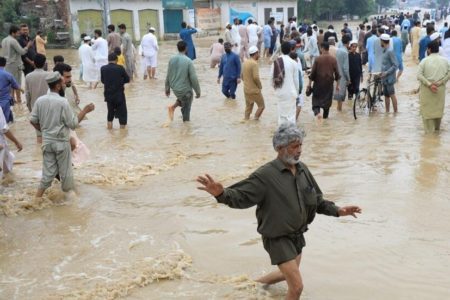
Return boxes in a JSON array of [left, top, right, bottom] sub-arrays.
[[69, 0, 164, 43]]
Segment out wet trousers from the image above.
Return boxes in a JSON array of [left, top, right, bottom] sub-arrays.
[[40, 142, 74, 191], [222, 77, 238, 99]]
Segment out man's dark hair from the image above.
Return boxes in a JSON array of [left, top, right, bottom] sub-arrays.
[[281, 41, 292, 55], [341, 34, 351, 45], [248, 19, 253, 24], [80, 33, 87, 39], [366, 25, 371, 31], [289, 51, 298, 60], [0, 56, 6, 67], [307, 28, 313, 36], [48, 79, 62, 90], [391, 30, 398, 36], [53, 63, 72, 74], [378, 28, 385, 35], [34, 54, 46, 68], [19, 23, 28, 29], [344, 23, 348, 27], [321, 41, 330, 51], [445, 22, 448, 27], [177, 40, 187, 52], [218, 38, 224, 43], [53, 55, 64, 64], [114, 47, 121, 55], [9, 25, 19, 35], [359, 24, 365, 29], [108, 24, 115, 31], [328, 25, 334, 29], [118, 23, 126, 30], [94, 29, 102, 37], [181, 22, 187, 28], [428, 40, 440, 53], [108, 53, 118, 61], [37, 30, 43, 36], [319, 29, 323, 34], [426, 25, 434, 36]]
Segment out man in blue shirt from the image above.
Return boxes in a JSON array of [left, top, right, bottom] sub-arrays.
[[0, 56, 22, 123], [179, 22, 198, 60], [419, 26, 434, 61], [391, 30, 404, 81], [218, 42, 241, 100]]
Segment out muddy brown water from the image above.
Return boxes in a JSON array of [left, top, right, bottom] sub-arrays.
[[0, 35, 449, 299]]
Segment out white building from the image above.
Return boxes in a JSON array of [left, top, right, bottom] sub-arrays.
[[212, 0, 298, 27]]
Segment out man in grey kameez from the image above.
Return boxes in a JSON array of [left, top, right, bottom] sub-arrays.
[[119, 23, 134, 79], [30, 72, 95, 197], [334, 35, 351, 111], [1, 25, 32, 103]]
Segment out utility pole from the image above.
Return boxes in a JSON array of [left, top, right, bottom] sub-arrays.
[[98, 0, 110, 34]]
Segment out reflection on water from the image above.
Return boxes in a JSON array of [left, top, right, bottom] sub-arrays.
[[1, 35, 450, 299]]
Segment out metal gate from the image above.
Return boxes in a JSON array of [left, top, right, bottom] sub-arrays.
[[163, 9, 183, 34]]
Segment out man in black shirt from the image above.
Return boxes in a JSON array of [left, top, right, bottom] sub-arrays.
[[17, 24, 36, 76], [100, 53, 130, 129], [348, 40, 363, 100]]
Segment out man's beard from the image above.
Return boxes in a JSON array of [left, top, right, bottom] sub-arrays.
[[58, 88, 65, 97], [280, 152, 300, 165]]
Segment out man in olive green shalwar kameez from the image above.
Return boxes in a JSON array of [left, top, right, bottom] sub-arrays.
[[197, 123, 362, 300], [30, 72, 95, 197], [165, 41, 201, 122], [417, 40, 450, 133]]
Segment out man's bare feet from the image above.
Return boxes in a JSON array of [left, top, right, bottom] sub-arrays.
[[168, 105, 175, 121], [107, 122, 113, 130]]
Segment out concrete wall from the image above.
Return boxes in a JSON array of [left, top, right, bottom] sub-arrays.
[[69, 0, 164, 43]]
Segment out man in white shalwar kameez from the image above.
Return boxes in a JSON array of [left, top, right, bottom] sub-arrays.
[[92, 30, 108, 74], [141, 27, 159, 80], [231, 18, 241, 55], [78, 36, 99, 89], [271, 42, 299, 125], [0, 106, 22, 179], [247, 19, 260, 49]]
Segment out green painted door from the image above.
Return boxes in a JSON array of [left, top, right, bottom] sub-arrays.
[[139, 9, 160, 39], [111, 9, 134, 39], [78, 10, 102, 37]]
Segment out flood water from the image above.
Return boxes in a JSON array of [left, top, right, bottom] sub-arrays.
[[1, 36, 449, 299]]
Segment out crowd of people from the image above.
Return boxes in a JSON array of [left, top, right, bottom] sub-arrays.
[[207, 14, 450, 126], [1, 13, 450, 194]]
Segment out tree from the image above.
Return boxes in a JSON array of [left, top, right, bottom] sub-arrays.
[[375, 0, 395, 11]]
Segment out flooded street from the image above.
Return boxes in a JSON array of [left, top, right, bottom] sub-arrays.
[[1, 37, 449, 299]]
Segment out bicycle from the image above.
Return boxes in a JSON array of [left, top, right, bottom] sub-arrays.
[[353, 73, 385, 119]]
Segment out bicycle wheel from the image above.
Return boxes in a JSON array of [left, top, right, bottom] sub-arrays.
[[353, 88, 369, 119], [372, 83, 385, 113]]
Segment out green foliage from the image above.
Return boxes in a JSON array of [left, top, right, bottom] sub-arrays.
[[47, 31, 56, 44], [0, 0, 21, 24], [375, 0, 395, 10], [0, 0, 42, 39], [298, 0, 377, 21]]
